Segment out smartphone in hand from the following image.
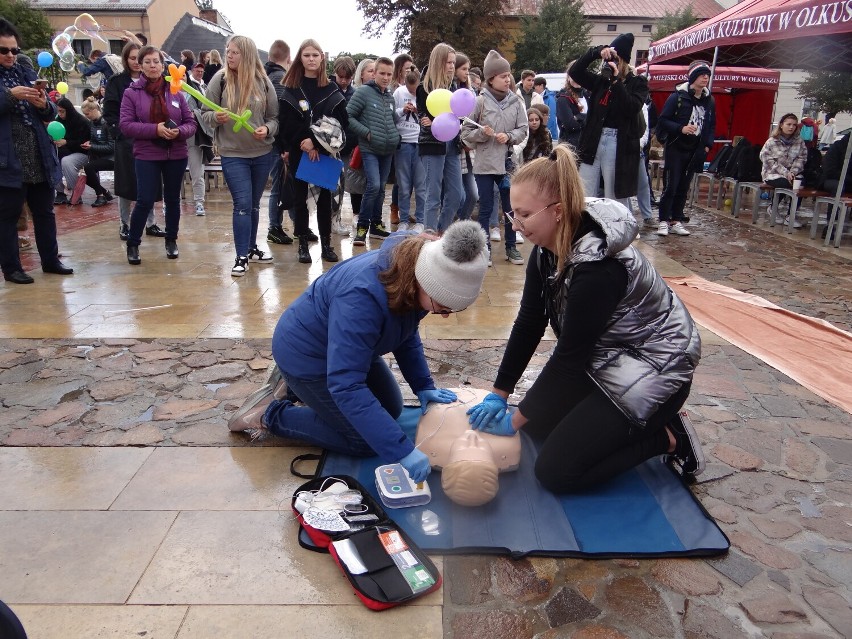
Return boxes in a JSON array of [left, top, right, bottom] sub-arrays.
[[32, 79, 48, 90], [164, 119, 178, 129]]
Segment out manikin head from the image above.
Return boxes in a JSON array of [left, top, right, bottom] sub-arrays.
[[441, 430, 500, 507]]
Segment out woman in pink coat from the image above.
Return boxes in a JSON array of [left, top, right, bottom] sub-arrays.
[[120, 45, 196, 265]]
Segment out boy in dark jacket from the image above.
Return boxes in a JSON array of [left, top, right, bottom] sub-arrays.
[[655, 60, 716, 237], [346, 56, 400, 245]]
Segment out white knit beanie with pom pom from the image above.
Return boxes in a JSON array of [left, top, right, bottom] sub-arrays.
[[415, 220, 489, 311]]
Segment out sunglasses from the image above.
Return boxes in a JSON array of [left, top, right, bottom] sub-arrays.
[[430, 297, 465, 316], [504, 202, 559, 232], [0, 46, 22, 56]]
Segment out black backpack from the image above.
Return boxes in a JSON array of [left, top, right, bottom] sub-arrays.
[[735, 144, 763, 182], [802, 147, 824, 188], [707, 144, 732, 174], [722, 138, 751, 179]]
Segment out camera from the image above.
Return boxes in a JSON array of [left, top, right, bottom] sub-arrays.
[[600, 56, 619, 81]]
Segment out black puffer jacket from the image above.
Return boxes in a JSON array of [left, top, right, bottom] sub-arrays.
[[87, 116, 114, 157]]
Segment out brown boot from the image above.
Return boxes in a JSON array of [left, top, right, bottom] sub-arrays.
[[390, 203, 400, 225]]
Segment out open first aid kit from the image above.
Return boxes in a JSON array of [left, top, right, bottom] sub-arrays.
[[291, 474, 441, 611]]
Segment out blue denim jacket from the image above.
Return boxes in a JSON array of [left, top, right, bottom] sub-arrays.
[[0, 65, 60, 188]]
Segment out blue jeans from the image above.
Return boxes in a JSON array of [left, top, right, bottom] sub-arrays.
[[458, 168, 478, 221], [475, 174, 516, 251], [421, 145, 463, 232], [222, 152, 275, 257], [579, 128, 631, 211], [636, 151, 652, 220], [128, 157, 187, 246], [395, 143, 425, 224], [359, 150, 393, 228], [264, 357, 403, 457], [267, 154, 296, 227]]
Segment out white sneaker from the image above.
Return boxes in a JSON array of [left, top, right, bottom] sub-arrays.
[[247, 246, 274, 263], [657, 221, 669, 236], [489, 227, 501, 241], [397, 221, 409, 231], [776, 214, 803, 229], [195, 202, 205, 216], [231, 256, 248, 277], [332, 220, 352, 235], [411, 223, 425, 234], [515, 234, 524, 244], [670, 222, 691, 236]]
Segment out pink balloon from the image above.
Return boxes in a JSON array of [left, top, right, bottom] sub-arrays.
[[431, 112, 460, 142], [450, 89, 476, 118]]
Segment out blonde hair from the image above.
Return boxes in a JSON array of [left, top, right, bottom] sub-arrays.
[[353, 58, 374, 88], [208, 49, 222, 65], [222, 35, 267, 115], [423, 43, 455, 93], [80, 96, 101, 116], [511, 145, 586, 275], [378, 236, 429, 314]]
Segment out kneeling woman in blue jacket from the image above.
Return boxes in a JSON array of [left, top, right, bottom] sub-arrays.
[[229, 221, 489, 482]]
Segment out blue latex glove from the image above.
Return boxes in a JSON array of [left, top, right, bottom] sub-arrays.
[[399, 448, 431, 483], [466, 392, 508, 429], [475, 411, 517, 437], [416, 388, 457, 414]]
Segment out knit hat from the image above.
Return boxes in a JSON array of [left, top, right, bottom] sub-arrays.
[[415, 221, 489, 311], [483, 50, 510, 81], [688, 61, 712, 85], [609, 33, 634, 63]]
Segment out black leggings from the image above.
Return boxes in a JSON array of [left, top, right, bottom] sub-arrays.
[[84, 156, 115, 195], [525, 377, 691, 493]]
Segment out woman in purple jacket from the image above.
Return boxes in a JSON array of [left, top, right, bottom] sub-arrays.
[[120, 45, 196, 264]]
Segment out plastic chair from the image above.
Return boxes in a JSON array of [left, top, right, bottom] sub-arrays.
[[689, 172, 716, 208]]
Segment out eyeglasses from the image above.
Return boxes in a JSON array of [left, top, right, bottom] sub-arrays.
[[0, 46, 22, 56], [504, 202, 559, 232], [430, 297, 465, 316]]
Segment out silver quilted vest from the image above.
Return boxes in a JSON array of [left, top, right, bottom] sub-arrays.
[[546, 198, 701, 428]]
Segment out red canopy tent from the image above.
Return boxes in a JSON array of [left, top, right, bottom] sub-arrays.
[[637, 64, 781, 146], [647, 0, 852, 71]]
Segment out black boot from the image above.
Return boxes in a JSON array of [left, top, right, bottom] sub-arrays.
[[127, 245, 141, 265], [297, 236, 311, 263], [320, 237, 339, 262], [165, 239, 178, 259]]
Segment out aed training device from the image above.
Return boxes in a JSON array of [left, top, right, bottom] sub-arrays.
[[375, 463, 432, 509]]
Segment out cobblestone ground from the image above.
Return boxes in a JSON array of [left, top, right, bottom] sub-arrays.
[[2, 206, 850, 638]]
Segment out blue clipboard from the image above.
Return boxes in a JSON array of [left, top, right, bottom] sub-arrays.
[[295, 152, 343, 191]]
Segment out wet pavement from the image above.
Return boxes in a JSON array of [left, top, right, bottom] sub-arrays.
[[1, 192, 850, 638]]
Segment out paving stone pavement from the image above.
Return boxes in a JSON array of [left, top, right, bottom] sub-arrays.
[[2, 206, 851, 638]]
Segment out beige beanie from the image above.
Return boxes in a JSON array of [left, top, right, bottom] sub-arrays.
[[415, 221, 489, 311], [483, 50, 510, 81]]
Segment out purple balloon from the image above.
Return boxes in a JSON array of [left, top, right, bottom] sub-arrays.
[[450, 88, 476, 118], [431, 112, 460, 142]]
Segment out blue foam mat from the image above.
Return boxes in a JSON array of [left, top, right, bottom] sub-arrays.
[[313, 407, 729, 558]]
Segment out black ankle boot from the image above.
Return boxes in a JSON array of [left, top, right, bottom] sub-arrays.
[[165, 239, 178, 259], [320, 237, 339, 262], [127, 245, 141, 265], [297, 236, 311, 263]]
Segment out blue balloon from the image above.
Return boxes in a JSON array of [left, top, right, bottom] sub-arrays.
[[37, 51, 54, 68]]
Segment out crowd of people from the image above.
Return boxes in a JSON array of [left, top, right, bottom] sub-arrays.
[[0, 15, 716, 496]]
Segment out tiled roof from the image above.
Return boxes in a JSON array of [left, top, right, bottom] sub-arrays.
[[160, 13, 236, 65], [28, 0, 153, 9], [504, 0, 725, 20]]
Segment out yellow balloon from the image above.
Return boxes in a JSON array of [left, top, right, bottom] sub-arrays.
[[56, 81, 69, 95], [426, 88, 452, 116]]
